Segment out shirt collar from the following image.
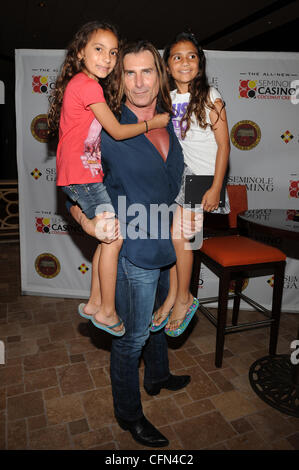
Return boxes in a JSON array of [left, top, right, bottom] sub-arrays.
[[120, 104, 138, 123], [120, 103, 171, 130]]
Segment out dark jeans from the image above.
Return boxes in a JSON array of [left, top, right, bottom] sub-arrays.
[[110, 256, 170, 421]]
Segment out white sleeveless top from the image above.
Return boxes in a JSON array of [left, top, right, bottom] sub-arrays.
[[170, 86, 222, 175]]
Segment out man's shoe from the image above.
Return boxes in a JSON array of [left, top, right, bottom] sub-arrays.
[[116, 415, 169, 448], [144, 374, 191, 396]]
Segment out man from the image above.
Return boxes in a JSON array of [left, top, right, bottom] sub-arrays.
[[72, 41, 194, 447], [100, 41, 189, 448]]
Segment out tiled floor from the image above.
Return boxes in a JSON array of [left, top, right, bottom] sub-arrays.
[[0, 242, 299, 450]]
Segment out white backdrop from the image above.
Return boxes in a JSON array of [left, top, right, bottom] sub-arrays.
[[15, 49, 299, 311]]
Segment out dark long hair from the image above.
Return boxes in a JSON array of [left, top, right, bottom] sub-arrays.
[[108, 40, 173, 117], [47, 21, 119, 135], [163, 32, 224, 139]]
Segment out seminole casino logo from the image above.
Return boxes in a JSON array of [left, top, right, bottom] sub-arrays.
[[32, 75, 49, 94], [286, 210, 299, 221], [35, 215, 84, 235], [239, 80, 257, 99], [35, 253, 60, 279], [31, 114, 48, 143], [289, 180, 299, 199], [32, 72, 57, 94], [230, 120, 261, 150], [35, 217, 51, 234], [238, 76, 297, 101]]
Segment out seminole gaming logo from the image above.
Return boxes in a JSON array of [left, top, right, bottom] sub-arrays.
[[281, 130, 294, 144], [267, 276, 274, 288], [31, 168, 42, 180], [239, 77, 297, 101], [78, 263, 89, 274], [268, 274, 298, 289]]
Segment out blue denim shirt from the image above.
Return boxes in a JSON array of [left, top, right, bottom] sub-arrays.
[[101, 104, 184, 269]]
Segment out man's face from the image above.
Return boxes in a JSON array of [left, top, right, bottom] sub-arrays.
[[123, 50, 160, 108]]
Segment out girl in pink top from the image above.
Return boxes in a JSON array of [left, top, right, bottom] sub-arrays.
[[48, 21, 169, 336]]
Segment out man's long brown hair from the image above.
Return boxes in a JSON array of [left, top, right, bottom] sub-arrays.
[[107, 40, 173, 117], [47, 21, 119, 136]]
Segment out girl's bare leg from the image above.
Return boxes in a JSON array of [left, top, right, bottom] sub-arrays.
[[92, 238, 123, 332], [70, 205, 98, 238], [70, 204, 115, 241], [152, 204, 194, 327], [166, 206, 196, 330], [82, 244, 102, 316], [70, 205, 123, 332]]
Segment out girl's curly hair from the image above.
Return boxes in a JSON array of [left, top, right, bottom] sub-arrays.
[[47, 20, 119, 136], [163, 31, 224, 139]]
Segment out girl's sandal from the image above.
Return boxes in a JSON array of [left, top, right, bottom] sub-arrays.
[[78, 303, 94, 320], [149, 308, 173, 332], [165, 297, 199, 337]]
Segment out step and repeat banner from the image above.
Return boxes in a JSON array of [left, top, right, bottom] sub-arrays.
[[15, 49, 299, 311]]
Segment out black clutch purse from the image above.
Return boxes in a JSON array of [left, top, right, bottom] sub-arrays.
[[184, 175, 226, 208]]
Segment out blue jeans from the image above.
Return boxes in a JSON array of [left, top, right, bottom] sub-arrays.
[[110, 256, 170, 421]]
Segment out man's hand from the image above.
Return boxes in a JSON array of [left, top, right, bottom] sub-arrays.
[[94, 212, 121, 244], [181, 209, 203, 240]]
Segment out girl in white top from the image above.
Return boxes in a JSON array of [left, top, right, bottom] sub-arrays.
[[150, 32, 230, 337]]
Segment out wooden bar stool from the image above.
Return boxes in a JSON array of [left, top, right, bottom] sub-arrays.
[[190, 186, 286, 368]]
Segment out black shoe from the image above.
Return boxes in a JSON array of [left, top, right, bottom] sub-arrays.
[[144, 373, 191, 396], [116, 415, 169, 448]]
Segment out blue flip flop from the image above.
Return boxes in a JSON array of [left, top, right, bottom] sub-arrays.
[[91, 316, 125, 337], [149, 309, 172, 332], [165, 298, 199, 337], [78, 303, 125, 337], [78, 303, 94, 320]]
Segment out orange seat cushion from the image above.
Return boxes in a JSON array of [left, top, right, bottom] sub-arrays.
[[201, 235, 286, 267]]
